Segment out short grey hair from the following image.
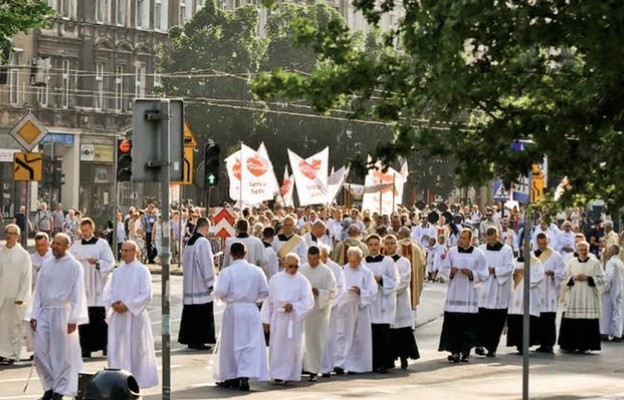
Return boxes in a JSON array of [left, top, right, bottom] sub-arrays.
[[346, 246, 363, 258]]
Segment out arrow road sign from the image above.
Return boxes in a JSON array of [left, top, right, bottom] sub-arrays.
[[13, 152, 43, 181]]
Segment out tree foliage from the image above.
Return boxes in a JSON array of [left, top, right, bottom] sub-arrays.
[[255, 0, 624, 207], [0, 0, 53, 58]]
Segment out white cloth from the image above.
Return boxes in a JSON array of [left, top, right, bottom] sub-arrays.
[[69, 237, 115, 307], [103, 260, 158, 389], [477, 244, 514, 310], [364, 255, 399, 324], [334, 263, 378, 373], [182, 235, 216, 305], [600, 256, 624, 337], [391, 255, 414, 328], [432, 244, 448, 273], [508, 258, 545, 316], [224, 235, 267, 267], [536, 249, 566, 313], [320, 259, 345, 374], [30, 249, 53, 290], [554, 230, 576, 263], [303, 232, 333, 250], [32, 254, 88, 397], [261, 271, 314, 381], [0, 244, 32, 360], [600, 256, 624, 336], [300, 263, 337, 374], [560, 257, 605, 319], [213, 259, 270, 382], [412, 224, 435, 247], [439, 246, 488, 314], [261, 243, 279, 279], [501, 228, 519, 253]]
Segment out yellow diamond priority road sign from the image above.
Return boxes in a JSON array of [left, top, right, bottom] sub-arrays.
[[10, 112, 48, 151]]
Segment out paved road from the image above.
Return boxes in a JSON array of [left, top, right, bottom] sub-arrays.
[[3, 277, 624, 399]]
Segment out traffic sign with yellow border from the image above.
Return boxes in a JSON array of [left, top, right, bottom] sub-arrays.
[[10, 113, 48, 151], [13, 152, 43, 181]]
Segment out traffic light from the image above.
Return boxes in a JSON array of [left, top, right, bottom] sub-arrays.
[[117, 139, 132, 181], [205, 143, 220, 187]]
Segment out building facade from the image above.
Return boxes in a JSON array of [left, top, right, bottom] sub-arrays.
[[0, 0, 207, 223]]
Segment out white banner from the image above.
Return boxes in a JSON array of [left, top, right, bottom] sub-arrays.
[[288, 147, 329, 206], [327, 166, 349, 205], [225, 149, 242, 201], [258, 142, 280, 197], [241, 144, 276, 204], [361, 159, 407, 214], [278, 165, 295, 207]]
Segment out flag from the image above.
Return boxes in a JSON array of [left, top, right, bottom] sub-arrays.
[[225, 149, 241, 201], [279, 165, 295, 207], [288, 147, 329, 206], [361, 157, 405, 214], [258, 142, 280, 197], [327, 166, 349, 205], [241, 144, 275, 204]]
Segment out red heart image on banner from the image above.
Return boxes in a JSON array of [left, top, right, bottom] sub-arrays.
[[280, 178, 292, 197], [299, 159, 322, 180], [246, 155, 268, 177], [373, 171, 394, 193], [232, 158, 241, 181]]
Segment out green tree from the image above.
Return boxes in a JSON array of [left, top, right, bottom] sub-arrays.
[[255, 0, 624, 207], [0, 0, 53, 58]]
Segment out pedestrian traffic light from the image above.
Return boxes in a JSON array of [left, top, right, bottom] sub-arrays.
[[205, 143, 220, 187], [117, 139, 132, 182]]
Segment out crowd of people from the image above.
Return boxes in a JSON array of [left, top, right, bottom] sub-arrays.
[[1, 199, 623, 398]]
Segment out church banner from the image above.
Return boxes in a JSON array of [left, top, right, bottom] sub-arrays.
[[241, 143, 276, 204], [278, 165, 295, 207], [361, 159, 407, 214], [288, 147, 329, 206]]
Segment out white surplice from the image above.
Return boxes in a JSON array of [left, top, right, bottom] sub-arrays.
[[182, 234, 216, 305], [69, 237, 115, 307], [536, 248, 566, 313], [391, 255, 413, 328], [364, 255, 399, 324], [439, 246, 488, 314], [508, 258, 545, 317], [261, 271, 315, 381], [261, 243, 279, 279], [224, 235, 267, 267], [560, 257, 605, 319], [477, 243, 514, 310], [30, 249, 53, 290], [334, 263, 378, 373], [320, 259, 345, 375], [103, 260, 158, 389], [600, 256, 624, 337], [299, 263, 337, 374], [32, 254, 88, 397], [213, 259, 270, 382], [0, 244, 32, 361]]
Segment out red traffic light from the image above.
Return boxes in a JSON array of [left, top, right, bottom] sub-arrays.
[[118, 139, 132, 154]]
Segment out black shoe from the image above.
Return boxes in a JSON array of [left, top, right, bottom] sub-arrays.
[[600, 334, 610, 342], [447, 354, 460, 363], [273, 379, 284, 385], [239, 378, 249, 391], [188, 344, 210, 350], [460, 353, 470, 363], [308, 374, 318, 382], [347, 371, 360, 375], [612, 337, 622, 343], [400, 358, 408, 370], [474, 347, 486, 356], [333, 367, 345, 376], [321, 373, 331, 378], [216, 379, 239, 388], [102, 348, 107, 356], [40, 390, 53, 400], [516, 347, 523, 355], [51, 393, 63, 400], [81, 351, 91, 359], [535, 346, 554, 354], [486, 351, 496, 357]]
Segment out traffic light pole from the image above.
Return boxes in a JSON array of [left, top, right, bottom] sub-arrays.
[[159, 101, 172, 400]]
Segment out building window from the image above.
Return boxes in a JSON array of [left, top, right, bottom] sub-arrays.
[[35, 58, 51, 107], [115, 65, 124, 112], [136, 0, 145, 28], [8, 52, 21, 106], [135, 66, 146, 98], [60, 0, 72, 18], [115, 0, 126, 25], [179, 0, 187, 24], [154, 0, 162, 30], [61, 60, 70, 109], [95, 62, 105, 111], [96, 0, 109, 23]]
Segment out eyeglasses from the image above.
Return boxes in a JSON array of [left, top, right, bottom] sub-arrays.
[[285, 265, 298, 269]]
